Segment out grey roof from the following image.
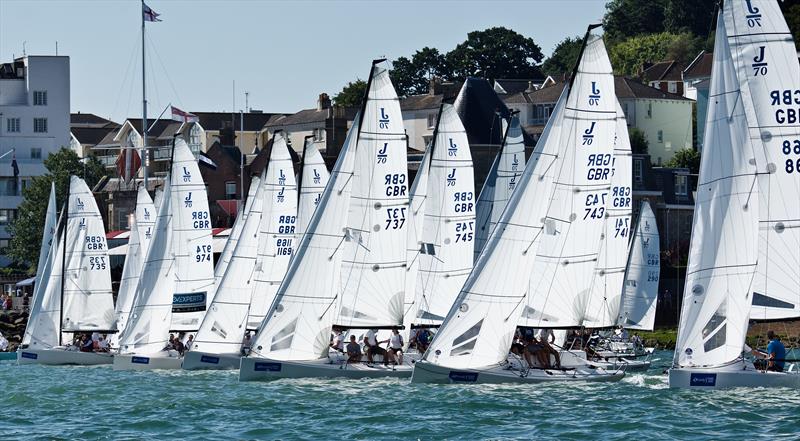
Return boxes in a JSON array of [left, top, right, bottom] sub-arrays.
[[493, 78, 542, 95], [265, 107, 357, 128], [683, 51, 713, 79], [193, 111, 281, 132], [71, 126, 118, 146], [512, 77, 691, 106], [641, 61, 684, 82], [400, 94, 442, 111], [71, 113, 118, 128]]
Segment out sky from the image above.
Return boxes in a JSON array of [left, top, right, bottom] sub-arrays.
[[0, 0, 607, 122]]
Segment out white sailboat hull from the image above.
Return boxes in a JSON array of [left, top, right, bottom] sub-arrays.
[[182, 350, 240, 370], [17, 348, 113, 366], [669, 363, 800, 389], [112, 352, 183, 371], [410, 360, 625, 384], [239, 356, 413, 381]]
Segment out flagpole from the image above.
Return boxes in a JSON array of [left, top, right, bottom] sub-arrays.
[[141, 0, 148, 190]]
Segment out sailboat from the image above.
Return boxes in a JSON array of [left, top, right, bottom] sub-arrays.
[[405, 103, 475, 332], [183, 133, 298, 370], [112, 186, 155, 347], [240, 59, 410, 380], [617, 200, 660, 332], [473, 114, 525, 261], [296, 136, 331, 239], [669, 1, 800, 389], [19, 176, 117, 365], [412, 27, 625, 384], [113, 138, 214, 370]]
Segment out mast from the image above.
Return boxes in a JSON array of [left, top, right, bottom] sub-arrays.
[[58, 181, 69, 346], [141, 0, 148, 189], [298, 135, 313, 204]]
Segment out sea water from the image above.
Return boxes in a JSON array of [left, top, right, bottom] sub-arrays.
[[1, 351, 798, 440]]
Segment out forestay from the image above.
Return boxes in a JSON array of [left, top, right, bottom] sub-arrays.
[[582, 101, 633, 328], [674, 15, 760, 368], [618, 201, 660, 331], [214, 176, 260, 291], [724, 0, 800, 321], [192, 174, 265, 354], [523, 35, 617, 328], [246, 132, 298, 329], [297, 138, 331, 238], [411, 104, 475, 325], [249, 116, 360, 361], [62, 176, 115, 332], [338, 63, 409, 328], [473, 115, 526, 261]]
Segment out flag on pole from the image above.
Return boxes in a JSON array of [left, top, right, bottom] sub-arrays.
[[116, 149, 142, 184], [11, 149, 19, 178], [143, 2, 162, 22], [171, 106, 199, 123]]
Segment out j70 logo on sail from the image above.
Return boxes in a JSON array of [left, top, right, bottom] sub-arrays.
[[448, 138, 458, 157], [313, 169, 321, 184], [377, 143, 388, 164], [752, 46, 767, 76], [447, 169, 457, 186], [143, 208, 150, 220], [184, 192, 193, 208], [278, 169, 286, 186], [182, 167, 191, 182], [508, 175, 517, 191], [76, 197, 85, 211], [511, 154, 519, 172], [745, 0, 762, 28], [589, 82, 601, 106], [582, 122, 596, 145], [379, 108, 390, 129]]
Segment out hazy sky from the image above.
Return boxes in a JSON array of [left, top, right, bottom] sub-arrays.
[[0, 0, 607, 122]]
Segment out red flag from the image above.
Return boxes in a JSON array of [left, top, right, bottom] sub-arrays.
[[171, 106, 199, 123], [116, 149, 142, 184]]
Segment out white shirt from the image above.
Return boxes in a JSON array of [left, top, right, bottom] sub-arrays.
[[389, 333, 403, 349], [331, 333, 344, 350], [98, 339, 109, 349], [365, 330, 378, 346], [186, 339, 194, 350], [536, 328, 553, 343]]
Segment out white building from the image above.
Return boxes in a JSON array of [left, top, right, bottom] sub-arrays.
[[0, 56, 70, 265]]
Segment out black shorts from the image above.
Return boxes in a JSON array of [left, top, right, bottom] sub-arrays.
[[369, 345, 386, 356], [768, 364, 784, 372]]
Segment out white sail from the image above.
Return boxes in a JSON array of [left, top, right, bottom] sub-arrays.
[[246, 132, 298, 329], [523, 35, 617, 328], [582, 101, 633, 328], [62, 176, 115, 331], [115, 186, 156, 339], [338, 64, 409, 328], [249, 116, 360, 361], [724, 0, 800, 321], [674, 15, 760, 368], [297, 138, 331, 238], [411, 104, 475, 325], [402, 145, 432, 332], [121, 139, 214, 354], [214, 176, 260, 290], [473, 115, 525, 261], [192, 173, 266, 354], [153, 186, 164, 212], [21, 183, 57, 346], [619, 201, 660, 331]]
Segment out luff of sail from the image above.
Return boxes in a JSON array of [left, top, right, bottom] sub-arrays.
[[473, 115, 526, 261], [249, 116, 360, 361], [214, 176, 260, 290], [724, 0, 800, 321], [297, 138, 331, 238], [192, 174, 265, 354], [522, 34, 617, 328], [62, 176, 115, 331], [402, 145, 432, 332], [618, 200, 660, 331], [246, 132, 298, 329], [582, 101, 633, 328], [338, 62, 409, 328], [412, 103, 475, 325], [673, 14, 760, 368]]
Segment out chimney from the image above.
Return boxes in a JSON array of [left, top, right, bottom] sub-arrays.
[[317, 93, 331, 111], [525, 80, 537, 93]]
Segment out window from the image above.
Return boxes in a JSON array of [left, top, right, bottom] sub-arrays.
[[225, 181, 237, 199], [427, 113, 437, 129], [651, 81, 660, 89], [0, 178, 16, 196], [668, 82, 677, 94], [6, 118, 20, 133], [646, 103, 653, 119], [30, 148, 42, 160], [0, 209, 16, 225], [634, 159, 644, 184], [33, 118, 48, 133], [116, 209, 129, 230], [33, 90, 47, 106], [0, 239, 8, 253], [657, 130, 663, 143], [313, 128, 325, 142], [675, 174, 688, 196]]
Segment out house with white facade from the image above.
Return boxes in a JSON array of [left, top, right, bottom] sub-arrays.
[[0, 55, 70, 265]]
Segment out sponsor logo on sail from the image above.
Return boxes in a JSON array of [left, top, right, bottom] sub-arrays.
[[172, 292, 207, 313]]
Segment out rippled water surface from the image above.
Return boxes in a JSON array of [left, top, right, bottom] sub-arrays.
[[2, 351, 798, 440]]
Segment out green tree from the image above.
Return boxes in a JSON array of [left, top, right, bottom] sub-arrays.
[[663, 0, 716, 39], [541, 36, 583, 77], [665, 147, 701, 174], [445, 27, 544, 81], [390, 47, 449, 97], [609, 32, 702, 76], [783, 4, 800, 44], [603, 0, 667, 44], [7, 148, 106, 270], [629, 127, 649, 154], [333, 79, 367, 108]]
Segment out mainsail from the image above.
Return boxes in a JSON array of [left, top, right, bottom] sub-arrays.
[[245, 132, 298, 329], [618, 201, 660, 331], [249, 116, 360, 361], [582, 101, 633, 328], [337, 62, 409, 328], [473, 115, 525, 261], [297, 137, 331, 238], [724, 0, 800, 321], [410, 103, 475, 325], [674, 14, 760, 368], [120, 139, 213, 354]]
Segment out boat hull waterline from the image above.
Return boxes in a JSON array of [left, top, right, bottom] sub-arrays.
[[16, 348, 113, 366], [182, 351, 241, 370], [410, 360, 625, 384], [239, 356, 414, 381], [112, 353, 183, 371], [668, 364, 800, 389]]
